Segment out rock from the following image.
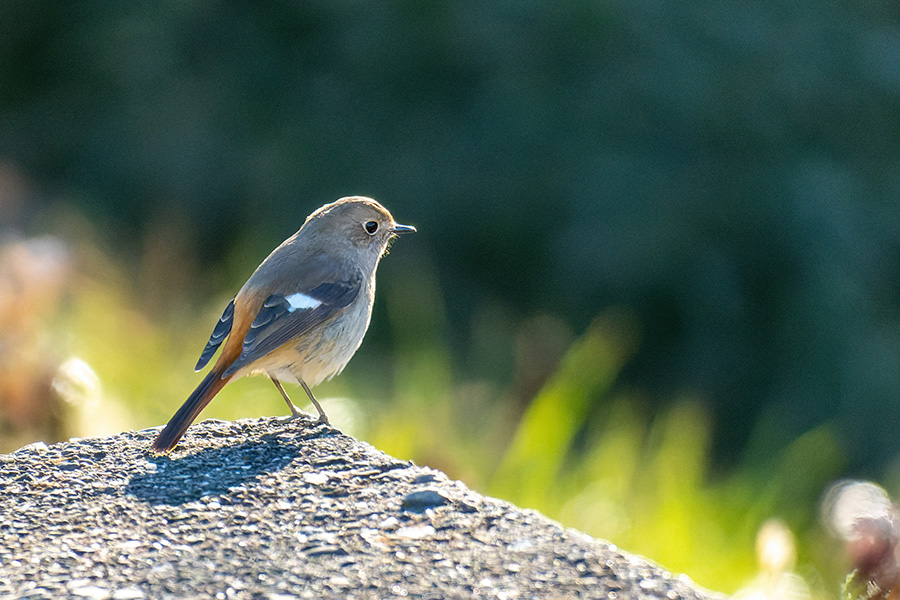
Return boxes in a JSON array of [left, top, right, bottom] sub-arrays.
[[0, 416, 721, 599]]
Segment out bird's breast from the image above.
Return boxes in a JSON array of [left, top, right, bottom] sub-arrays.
[[250, 283, 375, 388]]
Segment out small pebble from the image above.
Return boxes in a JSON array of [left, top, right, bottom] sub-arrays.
[[112, 588, 146, 600], [379, 516, 400, 529], [69, 585, 111, 599], [401, 489, 450, 513], [15, 441, 48, 453], [303, 471, 330, 486], [395, 524, 436, 539]]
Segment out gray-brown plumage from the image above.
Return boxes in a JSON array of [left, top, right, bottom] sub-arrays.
[[152, 197, 415, 454]]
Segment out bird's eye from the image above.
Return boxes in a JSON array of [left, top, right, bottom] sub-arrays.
[[364, 221, 379, 235]]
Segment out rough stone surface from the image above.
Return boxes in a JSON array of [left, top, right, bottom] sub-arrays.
[[0, 416, 721, 599]]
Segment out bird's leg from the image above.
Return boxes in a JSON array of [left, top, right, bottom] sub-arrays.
[[269, 377, 303, 418], [300, 380, 330, 425]]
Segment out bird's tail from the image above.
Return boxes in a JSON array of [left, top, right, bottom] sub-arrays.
[[152, 368, 231, 454]]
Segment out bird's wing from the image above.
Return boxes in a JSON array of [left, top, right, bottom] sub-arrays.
[[194, 299, 235, 371], [222, 271, 362, 378]]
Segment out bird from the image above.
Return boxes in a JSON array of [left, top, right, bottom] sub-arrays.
[[151, 196, 415, 453]]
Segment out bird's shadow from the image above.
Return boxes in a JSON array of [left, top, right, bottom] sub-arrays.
[[125, 423, 332, 506]]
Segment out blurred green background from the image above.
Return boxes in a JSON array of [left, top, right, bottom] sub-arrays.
[[3, 1, 900, 595]]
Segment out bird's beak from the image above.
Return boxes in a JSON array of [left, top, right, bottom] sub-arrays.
[[391, 223, 417, 234]]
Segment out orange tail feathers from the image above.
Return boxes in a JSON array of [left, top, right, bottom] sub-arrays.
[[152, 368, 232, 454]]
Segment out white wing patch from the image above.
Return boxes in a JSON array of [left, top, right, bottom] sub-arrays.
[[285, 292, 323, 312]]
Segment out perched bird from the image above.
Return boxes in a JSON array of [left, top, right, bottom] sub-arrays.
[[152, 196, 415, 453]]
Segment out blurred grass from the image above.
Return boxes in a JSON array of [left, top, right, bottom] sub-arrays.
[[0, 226, 850, 597]]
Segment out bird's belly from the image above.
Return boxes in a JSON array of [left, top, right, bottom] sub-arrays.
[[247, 297, 372, 388]]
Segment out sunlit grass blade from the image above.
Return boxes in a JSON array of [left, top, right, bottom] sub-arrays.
[[490, 310, 637, 508]]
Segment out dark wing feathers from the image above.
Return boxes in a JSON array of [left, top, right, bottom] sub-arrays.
[[194, 299, 235, 371], [222, 274, 362, 378], [306, 278, 365, 306]]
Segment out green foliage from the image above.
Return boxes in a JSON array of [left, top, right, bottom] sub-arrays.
[[476, 315, 843, 593], [490, 312, 637, 508]]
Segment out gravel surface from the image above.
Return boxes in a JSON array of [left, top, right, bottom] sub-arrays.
[[0, 416, 721, 599]]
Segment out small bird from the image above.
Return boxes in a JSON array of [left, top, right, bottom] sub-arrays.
[[152, 196, 415, 453]]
